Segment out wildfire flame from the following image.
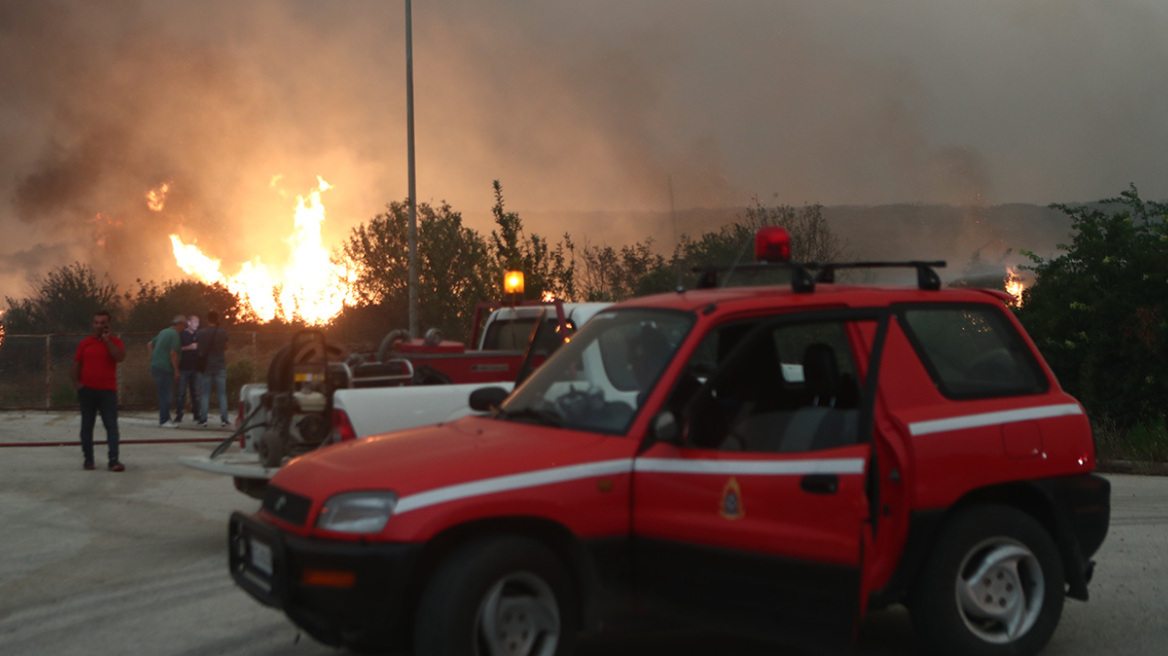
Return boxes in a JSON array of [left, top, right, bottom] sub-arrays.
[[1005, 266, 1025, 306], [170, 177, 355, 325], [88, 212, 123, 249], [146, 183, 171, 212]]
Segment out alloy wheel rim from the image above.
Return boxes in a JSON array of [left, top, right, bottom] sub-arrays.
[[954, 537, 1045, 644], [474, 571, 560, 656]]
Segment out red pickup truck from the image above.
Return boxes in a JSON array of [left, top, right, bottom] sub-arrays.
[[229, 235, 1109, 656]]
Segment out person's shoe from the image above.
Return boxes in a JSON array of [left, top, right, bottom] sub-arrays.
[[108, 461, 125, 472], [197, 420, 207, 428], [83, 459, 95, 471], [221, 420, 231, 429], [160, 420, 178, 428]]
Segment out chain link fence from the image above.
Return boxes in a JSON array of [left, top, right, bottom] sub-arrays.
[[0, 331, 308, 411]]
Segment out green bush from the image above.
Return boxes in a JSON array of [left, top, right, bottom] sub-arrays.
[[1019, 185, 1168, 430], [1094, 415, 1168, 465]]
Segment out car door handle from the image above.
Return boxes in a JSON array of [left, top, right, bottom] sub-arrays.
[[801, 474, 839, 495]]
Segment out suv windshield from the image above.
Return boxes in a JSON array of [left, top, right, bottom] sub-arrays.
[[498, 308, 695, 434]]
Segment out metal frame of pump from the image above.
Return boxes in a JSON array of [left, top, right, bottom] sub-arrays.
[[256, 330, 342, 468]]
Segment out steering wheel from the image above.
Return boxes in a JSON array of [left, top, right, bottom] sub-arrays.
[[554, 385, 598, 421]]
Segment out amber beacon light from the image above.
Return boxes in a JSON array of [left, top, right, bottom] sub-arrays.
[[504, 270, 525, 295]]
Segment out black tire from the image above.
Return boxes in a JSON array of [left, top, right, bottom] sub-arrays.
[[910, 504, 1065, 656], [414, 536, 578, 656]]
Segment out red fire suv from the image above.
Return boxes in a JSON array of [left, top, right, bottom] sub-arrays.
[[229, 238, 1109, 656]]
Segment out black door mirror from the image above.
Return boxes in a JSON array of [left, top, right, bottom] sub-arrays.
[[651, 411, 681, 444], [469, 386, 509, 412]]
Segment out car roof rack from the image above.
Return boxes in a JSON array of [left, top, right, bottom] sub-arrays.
[[694, 261, 946, 293]]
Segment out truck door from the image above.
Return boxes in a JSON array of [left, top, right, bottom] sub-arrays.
[[632, 310, 887, 651]]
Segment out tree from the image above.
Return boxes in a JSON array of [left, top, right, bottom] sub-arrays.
[[488, 181, 575, 302], [1019, 184, 1168, 428], [2, 262, 120, 333], [577, 201, 853, 299], [122, 279, 242, 332], [577, 239, 667, 302], [338, 199, 495, 341]]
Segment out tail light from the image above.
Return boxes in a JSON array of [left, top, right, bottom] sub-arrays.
[[331, 408, 358, 442]]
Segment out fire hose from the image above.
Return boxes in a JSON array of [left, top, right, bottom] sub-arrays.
[[0, 437, 229, 447], [0, 405, 268, 451]]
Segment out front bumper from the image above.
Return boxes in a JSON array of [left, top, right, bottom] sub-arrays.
[[228, 511, 422, 648]]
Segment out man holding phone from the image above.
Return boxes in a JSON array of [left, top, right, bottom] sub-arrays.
[[71, 309, 127, 471]]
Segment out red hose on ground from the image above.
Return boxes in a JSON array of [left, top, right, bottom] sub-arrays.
[[0, 438, 227, 447]]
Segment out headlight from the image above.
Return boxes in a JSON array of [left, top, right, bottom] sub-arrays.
[[315, 491, 398, 534]]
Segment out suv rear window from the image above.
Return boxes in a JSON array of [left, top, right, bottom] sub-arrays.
[[899, 305, 1047, 399]]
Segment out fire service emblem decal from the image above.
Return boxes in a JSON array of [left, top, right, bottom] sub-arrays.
[[720, 477, 744, 520]]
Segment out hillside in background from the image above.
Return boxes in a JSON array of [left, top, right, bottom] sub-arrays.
[[519, 202, 1073, 282]]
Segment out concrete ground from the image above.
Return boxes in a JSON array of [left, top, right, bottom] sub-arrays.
[[0, 410, 1165, 655]]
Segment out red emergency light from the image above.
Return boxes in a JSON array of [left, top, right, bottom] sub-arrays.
[[755, 226, 791, 263]]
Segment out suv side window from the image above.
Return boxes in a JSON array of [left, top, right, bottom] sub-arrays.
[[899, 305, 1048, 399], [670, 319, 871, 453]]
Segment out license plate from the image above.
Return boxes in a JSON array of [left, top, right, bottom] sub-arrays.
[[250, 537, 273, 576]]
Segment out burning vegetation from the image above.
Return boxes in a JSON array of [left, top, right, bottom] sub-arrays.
[[169, 178, 356, 325], [1005, 266, 1025, 306]]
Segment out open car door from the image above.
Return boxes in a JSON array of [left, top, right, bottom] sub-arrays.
[[632, 309, 888, 652]]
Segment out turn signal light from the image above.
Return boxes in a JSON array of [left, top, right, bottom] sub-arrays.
[[301, 568, 356, 588]]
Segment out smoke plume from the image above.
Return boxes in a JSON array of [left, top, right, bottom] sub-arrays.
[[2, 0, 1167, 301]]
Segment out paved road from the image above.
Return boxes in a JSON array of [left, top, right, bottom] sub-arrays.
[[0, 410, 1164, 655]]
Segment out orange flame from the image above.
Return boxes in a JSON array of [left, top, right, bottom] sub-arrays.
[[1005, 266, 1025, 306], [146, 183, 171, 212], [170, 177, 355, 325]]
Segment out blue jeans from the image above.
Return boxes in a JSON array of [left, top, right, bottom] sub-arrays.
[[176, 369, 203, 422], [201, 368, 229, 424], [150, 366, 176, 424], [78, 387, 119, 463]]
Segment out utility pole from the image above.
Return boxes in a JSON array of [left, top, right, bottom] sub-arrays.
[[405, 0, 419, 337]]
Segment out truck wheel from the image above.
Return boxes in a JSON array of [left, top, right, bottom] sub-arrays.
[[414, 536, 577, 656], [910, 504, 1064, 656]]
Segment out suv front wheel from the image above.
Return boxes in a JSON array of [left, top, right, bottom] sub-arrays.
[[414, 535, 578, 656], [910, 504, 1065, 656]]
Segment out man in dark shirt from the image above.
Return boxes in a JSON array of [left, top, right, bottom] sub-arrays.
[[71, 310, 127, 471], [198, 310, 231, 427], [176, 314, 204, 424]]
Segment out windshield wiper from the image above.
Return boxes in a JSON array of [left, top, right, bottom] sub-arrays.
[[497, 406, 564, 427]]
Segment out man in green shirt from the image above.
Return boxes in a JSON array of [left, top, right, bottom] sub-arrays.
[[148, 315, 185, 427]]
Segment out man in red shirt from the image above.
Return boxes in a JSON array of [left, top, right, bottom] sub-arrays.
[[71, 310, 127, 471]]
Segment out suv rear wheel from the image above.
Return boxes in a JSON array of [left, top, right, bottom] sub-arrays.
[[415, 536, 578, 656], [910, 504, 1064, 656]]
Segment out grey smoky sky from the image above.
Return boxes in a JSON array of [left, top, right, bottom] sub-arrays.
[[2, 0, 1167, 300]]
